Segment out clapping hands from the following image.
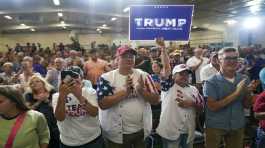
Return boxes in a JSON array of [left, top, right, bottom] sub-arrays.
[[175, 90, 194, 108]]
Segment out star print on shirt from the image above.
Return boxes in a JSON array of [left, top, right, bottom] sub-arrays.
[[96, 77, 114, 100], [161, 75, 174, 91]]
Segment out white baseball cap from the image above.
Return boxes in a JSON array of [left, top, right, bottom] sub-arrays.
[[172, 64, 190, 75]]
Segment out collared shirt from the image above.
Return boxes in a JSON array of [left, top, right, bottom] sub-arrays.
[[97, 68, 158, 144], [203, 72, 249, 130], [200, 63, 218, 82], [157, 76, 204, 143]]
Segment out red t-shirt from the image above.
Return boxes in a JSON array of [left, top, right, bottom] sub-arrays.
[[253, 91, 265, 128]]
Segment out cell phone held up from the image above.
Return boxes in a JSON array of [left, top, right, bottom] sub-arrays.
[[61, 70, 79, 84]]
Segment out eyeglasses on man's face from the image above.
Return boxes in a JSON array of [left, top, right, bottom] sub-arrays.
[[222, 56, 239, 62]]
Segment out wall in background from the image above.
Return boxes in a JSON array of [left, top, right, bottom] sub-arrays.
[[224, 21, 265, 48], [238, 28, 265, 48], [0, 32, 113, 51], [0, 30, 224, 52], [112, 30, 224, 48], [190, 30, 224, 47]]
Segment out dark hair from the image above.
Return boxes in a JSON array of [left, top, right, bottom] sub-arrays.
[[152, 60, 163, 68], [0, 86, 29, 111], [89, 49, 97, 54]]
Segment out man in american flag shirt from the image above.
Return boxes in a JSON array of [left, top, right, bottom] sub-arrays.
[[156, 38, 204, 148], [96, 45, 160, 148]]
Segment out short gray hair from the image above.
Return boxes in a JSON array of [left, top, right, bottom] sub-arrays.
[[218, 47, 239, 59], [54, 57, 65, 63], [3, 62, 13, 67], [23, 56, 33, 62]]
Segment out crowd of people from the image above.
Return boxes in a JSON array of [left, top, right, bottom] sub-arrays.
[[0, 38, 265, 148]]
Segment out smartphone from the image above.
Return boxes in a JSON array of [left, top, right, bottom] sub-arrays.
[[63, 75, 73, 84], [61, 70, 79, 83]]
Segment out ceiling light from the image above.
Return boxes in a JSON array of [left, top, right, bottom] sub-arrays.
[[30, 28, 36, 32], [231, 11, 237, 14], [96, 28, 101, 31], [102, 24, 107, 27], [60, 21, 65, 24], [58, 12, 63, 17], [246, 0, 262, 6], [192, 26, 198, 29], [243, 17, 260, 29], [111, 17, 117, 21], [224, 19, 237, 25], [20, 24, 26, 26], [123, 7, 130, 13], [53, 0, 60, 6], [62, 26, 66, 29], [250, 5, 261, 14], [98, 30, 102, 34], [4, 15, 12, 20]]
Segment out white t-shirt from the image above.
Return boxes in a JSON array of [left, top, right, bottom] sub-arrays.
[[52, 87, 101, 146], [186, 56, 209, 83], [200, 63, 218, 82], [225, 77, 235, 83]]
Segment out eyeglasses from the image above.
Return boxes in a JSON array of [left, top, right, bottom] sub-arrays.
[[223, 56, 239, 62]]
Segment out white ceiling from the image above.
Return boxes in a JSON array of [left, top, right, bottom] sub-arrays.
[[0, 0, 264, 34]]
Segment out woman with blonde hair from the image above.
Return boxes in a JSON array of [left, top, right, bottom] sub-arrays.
[[0, 85, 50, 148], [25, 75, 59, 148]]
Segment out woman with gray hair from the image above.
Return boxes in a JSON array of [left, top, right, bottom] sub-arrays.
[[0, 85, 50, 148]]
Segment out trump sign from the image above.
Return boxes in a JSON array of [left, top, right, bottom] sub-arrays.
[[129, 5, 194, 41]]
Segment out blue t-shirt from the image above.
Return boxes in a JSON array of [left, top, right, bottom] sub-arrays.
[[151, 74, 161, 83]]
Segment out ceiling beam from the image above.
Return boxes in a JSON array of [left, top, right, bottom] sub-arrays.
[[0, 7, 128, 18]]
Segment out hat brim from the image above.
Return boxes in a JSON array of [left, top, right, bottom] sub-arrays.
[[172, 68, 191, 76]]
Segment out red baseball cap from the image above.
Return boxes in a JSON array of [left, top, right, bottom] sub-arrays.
[[116, 45, 137, 57]]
